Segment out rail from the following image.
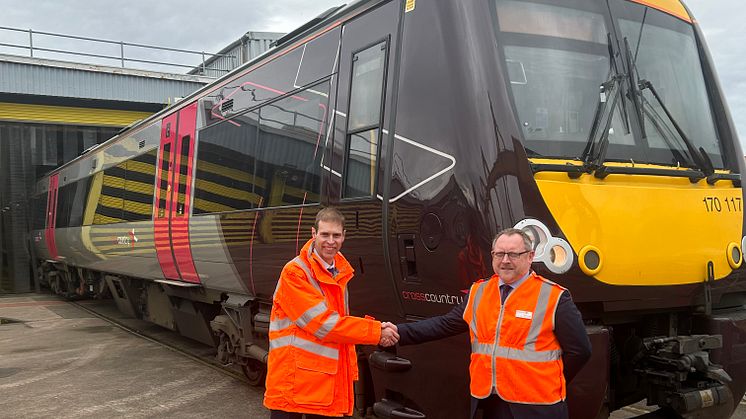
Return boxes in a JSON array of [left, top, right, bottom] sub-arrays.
[[0, 25, 236, 76]]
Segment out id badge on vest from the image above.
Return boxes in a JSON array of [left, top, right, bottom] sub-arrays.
[[515, 310, 533, 320]]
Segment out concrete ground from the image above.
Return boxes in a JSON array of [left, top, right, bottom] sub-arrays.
[[1, 293, 744, 418], [0, 294, 267, 418]]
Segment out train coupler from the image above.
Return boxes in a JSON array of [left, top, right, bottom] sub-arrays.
[[633, 335, 733, 417]]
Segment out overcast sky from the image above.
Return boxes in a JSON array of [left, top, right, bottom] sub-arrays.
[[0, 0, 743, 151]]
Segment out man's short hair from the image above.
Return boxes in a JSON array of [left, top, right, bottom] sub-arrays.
[[492, 228, 533, 251], [315, 207, 345, 229]]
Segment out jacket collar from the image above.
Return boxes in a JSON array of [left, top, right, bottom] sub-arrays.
[[300, 238, 354, 286]]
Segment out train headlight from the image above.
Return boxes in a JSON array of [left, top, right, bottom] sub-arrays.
[[513, 219, 574, 274], [578, 245, 603, 276], [727, 242, 742, 269]]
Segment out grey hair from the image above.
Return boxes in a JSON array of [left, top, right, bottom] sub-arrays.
[[492, 228, 533, 251]]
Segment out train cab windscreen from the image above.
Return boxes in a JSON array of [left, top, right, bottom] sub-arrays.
[[494, 0, 725, 170]]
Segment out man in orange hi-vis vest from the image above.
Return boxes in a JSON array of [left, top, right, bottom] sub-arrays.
[[264, 207, 399, 419], [383, 228, 592, 419]]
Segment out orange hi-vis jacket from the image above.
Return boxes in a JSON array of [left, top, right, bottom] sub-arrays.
[[462, 272, 566, 404], [263, 238, 382, 417]]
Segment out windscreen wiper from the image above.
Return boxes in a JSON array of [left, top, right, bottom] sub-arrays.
[[620, 35, 712, 177], [623, 37, 646, 140], [638, 79, 714, 177], [580, 34, 626, 171], [580, 73, 623, 171]]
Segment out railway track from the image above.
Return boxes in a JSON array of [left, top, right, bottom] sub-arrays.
[[69, 299, 251, 385]]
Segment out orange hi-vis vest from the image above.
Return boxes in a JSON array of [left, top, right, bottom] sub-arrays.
[[263, 239, 381, 417], [462, 273, 566, 404]]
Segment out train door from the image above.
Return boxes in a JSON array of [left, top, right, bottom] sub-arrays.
[[45, 173, 59, 260], [332, 1, 401, 318], [154, 103, 200, 283]]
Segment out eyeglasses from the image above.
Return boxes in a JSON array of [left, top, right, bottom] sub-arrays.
[[491, 251, 530, 260]]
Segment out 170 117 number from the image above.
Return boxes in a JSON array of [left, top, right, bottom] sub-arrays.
[[703, 196, 742, 213]]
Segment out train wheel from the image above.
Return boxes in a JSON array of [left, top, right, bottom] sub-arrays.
[[242, 358, 266, 386]]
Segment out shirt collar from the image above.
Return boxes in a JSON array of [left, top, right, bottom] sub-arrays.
[[498, 270, 532, 290], [313, 247, 335, 270]]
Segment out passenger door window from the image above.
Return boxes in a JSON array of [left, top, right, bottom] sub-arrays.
[[344, 40, 388, 198]]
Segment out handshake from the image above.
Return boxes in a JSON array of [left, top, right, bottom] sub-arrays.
[[379, 322, 399, 347]]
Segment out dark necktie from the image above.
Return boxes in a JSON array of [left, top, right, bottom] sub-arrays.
[[500, 284, 512, 304], [328, 267, 338, 277]]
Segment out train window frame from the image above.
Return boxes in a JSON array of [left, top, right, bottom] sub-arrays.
[[54, 181, 74, 229], [175, 135, 191, 217], [192, 78, 333, 215], [342, 37, 390, 200], [157, 142, 172, 219], [68, 177, 91, 228], [122, 148, 158, 223]]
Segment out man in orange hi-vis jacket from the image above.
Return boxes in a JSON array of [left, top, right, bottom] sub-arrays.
[[264, 207, 399, 419], [384, 228, 591, 419]]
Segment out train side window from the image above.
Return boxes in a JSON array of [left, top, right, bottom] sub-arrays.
[[93, 161, 126, 225], [68, 178, 91, 227], [157, 143, 171, 218], [123, 149, 157, 222], [256, 82, 328, 207], [176, 136, 190, 216], [193, 111, 261, 214], [345, 129, 379, 198], [348, 41, 387, 131], [193, 80, 330, 214], [55, 182, 73, 228], [344, 40, 388, 198]]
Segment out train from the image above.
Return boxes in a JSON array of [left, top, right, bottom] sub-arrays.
[[29, 0, 746, 417]]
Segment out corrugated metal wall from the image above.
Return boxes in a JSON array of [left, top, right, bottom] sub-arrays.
[[244, 33, 281, 61], [197, 44, 242, 78], [0, 56, 208, 104], [192, 32, 282, 78]]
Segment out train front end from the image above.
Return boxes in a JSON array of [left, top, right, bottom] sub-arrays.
[[380, 0, 746, 417], [492, 0, 746, 416]]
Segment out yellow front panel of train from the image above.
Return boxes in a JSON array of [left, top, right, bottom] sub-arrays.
[[535, 168, 743, 286]]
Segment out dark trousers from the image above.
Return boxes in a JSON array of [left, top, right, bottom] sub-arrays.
[[269, 410, 336, 419], [471, 395, 568, 419]]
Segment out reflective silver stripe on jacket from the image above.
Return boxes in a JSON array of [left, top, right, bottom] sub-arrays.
[[469, 281, 487, 344], [472, 342, 562, 362], [270, 317, 293, 332], [292, 256, 324, 296], [315, 312, 340, 340], [296, 301, 328, 329], [523, 282, 553, 351], [269, 335, 339, 360], [270, 311, 340, 339]]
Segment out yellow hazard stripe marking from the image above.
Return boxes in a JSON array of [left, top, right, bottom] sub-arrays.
[[0, 102, 153, 127]]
